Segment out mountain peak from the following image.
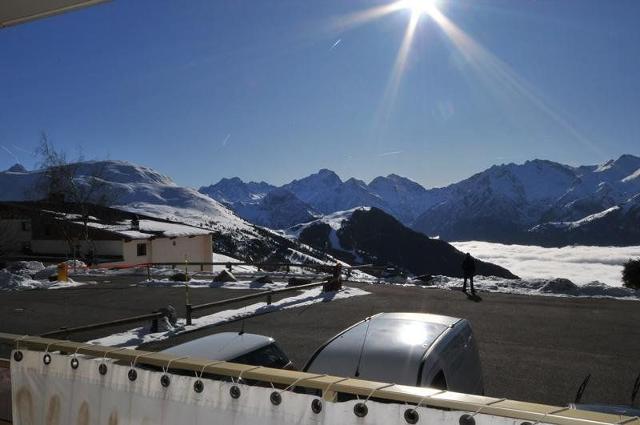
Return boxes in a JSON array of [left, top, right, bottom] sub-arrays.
[[217, 176, 245, 185], [290, 169, 342, 187], [317, 168, 341, 179], [596, 154, 640, 174], [5, 163, 27, 173]]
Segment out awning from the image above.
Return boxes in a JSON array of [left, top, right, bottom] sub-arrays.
[[0, 0, 109, 28]]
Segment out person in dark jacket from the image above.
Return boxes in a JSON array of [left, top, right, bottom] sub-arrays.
[[461, 253, 476, 294]]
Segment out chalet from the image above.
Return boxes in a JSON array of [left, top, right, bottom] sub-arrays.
[[0, 202, 213, 271]]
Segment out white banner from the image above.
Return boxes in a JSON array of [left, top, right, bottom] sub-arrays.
[[11, 349, 532, 425]]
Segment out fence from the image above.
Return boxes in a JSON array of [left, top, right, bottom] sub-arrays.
[[0, 332, 635, 425], [81, 261, 390, 279]]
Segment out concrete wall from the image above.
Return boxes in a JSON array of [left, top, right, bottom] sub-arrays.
[[122, 239, 151, 265], [122, 235, 213, 271]]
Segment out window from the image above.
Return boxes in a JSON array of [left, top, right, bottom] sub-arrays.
[[231, 343, 291, 369], [137, 243, 147, 256]]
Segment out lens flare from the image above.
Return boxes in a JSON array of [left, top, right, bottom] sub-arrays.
[[329, 0, 599, 153]]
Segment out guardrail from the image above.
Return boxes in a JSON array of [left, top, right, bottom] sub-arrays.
[[0, 332, 635, 425], [185, 280, 326, 325], [40, 311, 166, 338], [37, 280, 327, 336]]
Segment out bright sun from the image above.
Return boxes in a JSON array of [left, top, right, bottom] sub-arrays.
[[400, 0, 439, 17]]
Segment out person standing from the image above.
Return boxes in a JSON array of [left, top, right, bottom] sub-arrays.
[[461, 253, 476, 294]]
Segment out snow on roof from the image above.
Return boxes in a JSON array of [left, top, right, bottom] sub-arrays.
[[57, 215, 211, 240]]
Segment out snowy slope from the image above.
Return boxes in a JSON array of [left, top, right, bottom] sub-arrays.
[[0, 160, 255, 235], [232, 188, 318, 229]]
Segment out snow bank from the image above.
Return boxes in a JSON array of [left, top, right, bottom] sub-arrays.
[[0, 261, 92, 290], [88, 286, 370, 348], [0, 269, 90, 290], [0, 269, 46, 290], [452, 241, 640, 286], [138, 278, 290, 291], [397, 275, 640, 300]]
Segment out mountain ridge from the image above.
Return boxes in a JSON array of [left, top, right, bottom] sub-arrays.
[[200, 154, 640, 246]]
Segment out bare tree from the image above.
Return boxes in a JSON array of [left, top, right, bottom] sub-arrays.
[[32, 133, 117, 262]]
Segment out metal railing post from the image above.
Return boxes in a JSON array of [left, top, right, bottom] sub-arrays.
[[186, 303, 192, 326]]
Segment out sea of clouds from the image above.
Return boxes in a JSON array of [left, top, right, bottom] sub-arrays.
[[451, 241, 640, 287]]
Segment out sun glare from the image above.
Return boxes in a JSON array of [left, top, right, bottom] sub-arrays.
[[400, 0, 439, 17]]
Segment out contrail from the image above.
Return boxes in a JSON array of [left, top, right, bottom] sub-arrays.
[[222, 134, 231, 147], [378, 150, 403, 157], [0, 145, 20, 164]]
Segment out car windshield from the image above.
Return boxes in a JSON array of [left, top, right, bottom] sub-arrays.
[[231, 343, 290, 369]]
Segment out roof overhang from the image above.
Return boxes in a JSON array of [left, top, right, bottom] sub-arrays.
[[1, 0, 109, 28]]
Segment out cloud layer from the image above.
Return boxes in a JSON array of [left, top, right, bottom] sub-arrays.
[[452, 241, 640, 286]]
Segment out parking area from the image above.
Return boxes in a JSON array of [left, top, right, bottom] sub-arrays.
[[2, 276, 639, 407]]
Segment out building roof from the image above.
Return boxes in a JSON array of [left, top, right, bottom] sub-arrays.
[[78, 217, 212, 240], [0, 201, 212, 241]]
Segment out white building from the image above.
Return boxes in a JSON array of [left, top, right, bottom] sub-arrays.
[[0, 202, 213, 271]]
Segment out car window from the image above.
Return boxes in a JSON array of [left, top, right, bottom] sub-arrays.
[[231, 343, 290, 369]]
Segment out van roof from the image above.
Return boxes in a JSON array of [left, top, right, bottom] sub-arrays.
[[161, 332, 274, 361], [305, 312, 462, 386]]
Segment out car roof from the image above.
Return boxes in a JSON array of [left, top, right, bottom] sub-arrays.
[[161, 332, 275, 361], [572, 404, 640, 417], [305, 312, 462, 385]]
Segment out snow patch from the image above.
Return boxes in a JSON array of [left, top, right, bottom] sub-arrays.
[[382, 275, 639, 300]]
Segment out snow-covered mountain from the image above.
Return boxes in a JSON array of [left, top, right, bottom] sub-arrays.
[[413, 155, 640, 245], [199, 177, 275, 204], [232, 188, 318, 229], [201, 154, 640, 246], [201, 169, 439, 228], [0, 160, 335, 263], [286, 207, 517, 278]]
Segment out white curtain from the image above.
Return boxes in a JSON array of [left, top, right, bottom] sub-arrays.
[[11, 349, 530, 425]]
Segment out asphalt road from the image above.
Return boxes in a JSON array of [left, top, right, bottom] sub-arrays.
[[0, 276, 299, 343], [1, 277, 638, 407]]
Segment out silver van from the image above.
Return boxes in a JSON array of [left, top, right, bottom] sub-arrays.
[[304, 312, 484, 394]]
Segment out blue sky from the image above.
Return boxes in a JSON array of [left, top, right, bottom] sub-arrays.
[[1, 0, 639, 188]]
